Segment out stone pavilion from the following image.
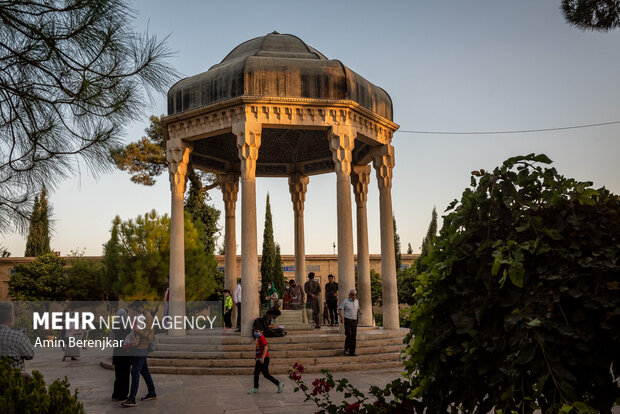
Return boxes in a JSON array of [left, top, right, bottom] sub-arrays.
[[161, 32, 400, 336]]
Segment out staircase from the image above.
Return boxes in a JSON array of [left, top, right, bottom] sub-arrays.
[[100, 327, 408, 375]]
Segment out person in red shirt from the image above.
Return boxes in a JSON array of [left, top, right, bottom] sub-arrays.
[[248, 325, 284, 394]]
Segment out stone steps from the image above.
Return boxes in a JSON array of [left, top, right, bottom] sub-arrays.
[[153, 336, 404, 353], [149, 343, 403, 359], [100, 327, 408, 375]]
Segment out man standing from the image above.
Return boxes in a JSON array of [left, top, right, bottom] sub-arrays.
[[338, 289, 361, 356], [324, 274, 339, 326], [233, 278, 242, 332], [304, 272, 321, 329], [0, 303, 34, 371], [288, 279, 304, 310], [122, 301, 156, 407]]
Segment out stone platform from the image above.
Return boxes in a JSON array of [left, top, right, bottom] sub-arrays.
[[101, 327, 408, 375]]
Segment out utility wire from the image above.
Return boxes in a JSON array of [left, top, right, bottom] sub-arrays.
[[396, 120, 620, 135]]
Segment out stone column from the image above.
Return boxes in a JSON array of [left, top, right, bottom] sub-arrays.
[[166, 138, 192, 336], [289, 173, 309, 323], [328, 125, 356, 332], [218, 173, 239, 328], [372, 144, 399, 330], [234, 122, 261, 337], [288, 174, 309, 287], [351, 165, 373, 326]]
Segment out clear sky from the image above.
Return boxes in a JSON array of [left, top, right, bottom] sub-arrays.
[[3, 0, 620, 257]]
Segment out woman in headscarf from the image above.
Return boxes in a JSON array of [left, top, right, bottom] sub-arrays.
[[265, 283, 280, 309]]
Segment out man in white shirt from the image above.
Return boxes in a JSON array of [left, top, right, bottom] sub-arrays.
[[233, 279, 242, 332], [338, 289, 361, 356]]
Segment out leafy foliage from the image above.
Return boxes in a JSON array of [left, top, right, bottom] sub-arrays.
[[0, 0, 175, 233], [110, 116, 167, 186], [0, 358, 85, 413], [102, 210, 218, 301], [9, 254, 68, 301], [403, 154, 620, 412], [185, 169, 220, 254], [369, 269, 382, 306], [260, 194, 285, 300], [65, 251, 106, 301], [562, 0, 620, 31], [293, 154, 620, 413], [24, 187, 51, 257], [396, 265, 417, 305]]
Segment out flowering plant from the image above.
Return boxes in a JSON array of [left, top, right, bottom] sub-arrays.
[[288, 362, 416, 413]]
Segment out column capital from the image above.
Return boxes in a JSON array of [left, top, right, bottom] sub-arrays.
[[328, 125, 356, 178], [218, 173, 240, 216], [167, 138, 193, 194], [288, 174, 309, 215], [351, 165, 371, 206], [233, 122, 262, 180], [372, 144, 395, 190]]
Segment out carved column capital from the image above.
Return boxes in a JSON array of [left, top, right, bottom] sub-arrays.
[[328, 125, 356, 178], [288, 174, 309, 215], [372, 144, 395, 190], [218, 173, 240, 216], [167, 138, 193, 194], [234, 122, 262, 180], [351, 165, 371, 206]]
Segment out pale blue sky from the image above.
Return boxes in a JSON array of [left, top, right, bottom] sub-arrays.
[[3, 0, 620, 257]]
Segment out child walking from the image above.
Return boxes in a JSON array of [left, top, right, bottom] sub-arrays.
[[248, 324, 284, 394]]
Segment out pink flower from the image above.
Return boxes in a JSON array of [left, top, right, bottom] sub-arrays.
[[312, 378, 320, 386], [345, 403, 360, 412]]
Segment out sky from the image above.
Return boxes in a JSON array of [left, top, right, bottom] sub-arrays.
[[3, 0, 620, 257]]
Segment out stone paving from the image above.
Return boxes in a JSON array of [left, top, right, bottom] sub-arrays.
[[25, 348, 404, 413]]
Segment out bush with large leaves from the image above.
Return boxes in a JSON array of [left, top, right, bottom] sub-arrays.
[[404, 154, 620, 413]]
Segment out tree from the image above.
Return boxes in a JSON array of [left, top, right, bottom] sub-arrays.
[[393, 215, 402, 272], [562, 0, 620, 31], [185, 169, 220, 254], [274, 243, 285, 293], [65, 250, 106, 301], [111, 115, 220, 189], [260, 194, 284, 300], [110, 115, 167, 186], [403, 154, 620, 412], [9, 253, 68, 301], [415, 206, 437, 273], [24, 186, 51, 257], [101, 216, 122, 300], [102, 210, 218, 301], [406, 243, 413, 254], [0, 1, 176, 233], [370, 269, 382, 306]]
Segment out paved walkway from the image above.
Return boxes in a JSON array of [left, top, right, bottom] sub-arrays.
[[26, 349, 403, 413]]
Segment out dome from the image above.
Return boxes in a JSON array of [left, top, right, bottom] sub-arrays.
[[167, 32, 393, 120]]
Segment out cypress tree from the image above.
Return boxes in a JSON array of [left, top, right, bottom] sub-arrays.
[[393, 215, 402, 272], [185, 169, 221, 254], [260, 194, 277, 301], [407, 242, 413, 254], [273, 243, 285, 295], [25, 186, 51, 257], [102, 216, 122, 300], [416, 206, 438, 273]]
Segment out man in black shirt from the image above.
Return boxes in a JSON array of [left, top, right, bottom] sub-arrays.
[[304, 272, 321, 329], [324, 274, 339, 326]]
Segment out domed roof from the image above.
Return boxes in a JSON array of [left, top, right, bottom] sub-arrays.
[[167, 32, 393, 120]]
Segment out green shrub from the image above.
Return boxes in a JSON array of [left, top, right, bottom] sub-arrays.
[[0, 358, 85, 414]]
